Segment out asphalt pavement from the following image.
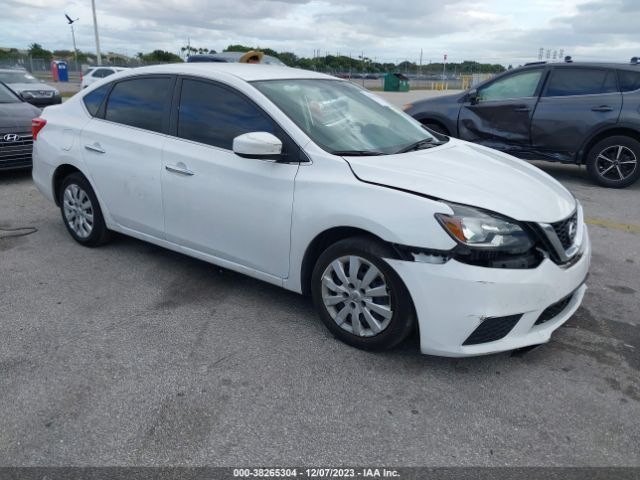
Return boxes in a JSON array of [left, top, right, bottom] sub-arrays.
[[1, 139, 639, 466]]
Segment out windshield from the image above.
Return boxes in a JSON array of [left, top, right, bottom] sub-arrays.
[[0, 83, 20, 103], [0, 71, 40, 84], [253, 79, 441, 155]]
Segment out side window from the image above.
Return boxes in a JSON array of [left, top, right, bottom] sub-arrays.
[[104, 77, 173, 133], [545, 68, 618, 97], [618, 70, 640, 92], [82, 83, 111, 116], [93, 68, 114, 78], [178, 79, 276, 150], [478, 70, 543, 102]]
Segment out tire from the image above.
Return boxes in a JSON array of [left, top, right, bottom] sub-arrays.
[[59, 172, 112, 246], [424, 122, 448, 136], [586, 135, 640, 188], [310, 236, 416, 351]]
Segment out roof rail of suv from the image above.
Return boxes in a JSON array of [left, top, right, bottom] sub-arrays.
[[631, 57, 639, 65], [524, 61, 547, 66]]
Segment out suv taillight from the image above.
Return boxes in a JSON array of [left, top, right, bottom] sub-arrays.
[[32, 118, 47, 140]]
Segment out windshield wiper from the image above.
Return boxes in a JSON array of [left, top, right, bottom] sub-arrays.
[[395, 138, 441, 154], [331, 150, 386, 156]]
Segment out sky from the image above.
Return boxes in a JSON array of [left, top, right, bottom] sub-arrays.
[[1, 0, 639, 66]]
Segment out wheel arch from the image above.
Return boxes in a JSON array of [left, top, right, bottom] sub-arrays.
[[52, 164, 83, 206], [579, 126, 640, 164], [418, 117, 450, 135], [299, 226, 403, 296]]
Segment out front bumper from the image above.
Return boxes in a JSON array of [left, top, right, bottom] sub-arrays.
[[386, 228, 591, 357], [22, 95, 62, 107]]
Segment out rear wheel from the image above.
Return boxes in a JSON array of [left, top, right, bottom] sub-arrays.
[[59, 173, 112, 246], [586, 136, 640, 188], [311, 236, 416, 351]]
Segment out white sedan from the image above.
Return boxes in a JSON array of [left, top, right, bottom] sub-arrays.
[[80, 66, 130, 89], [31, 63, 590, 357]]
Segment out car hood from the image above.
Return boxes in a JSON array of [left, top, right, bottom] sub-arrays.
[[0, 102, 40, 130], [344, 138, 576, 223], [7, 82, 57, 93]]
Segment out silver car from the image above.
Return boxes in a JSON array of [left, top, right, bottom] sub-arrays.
[[0, 69, 61, 107]]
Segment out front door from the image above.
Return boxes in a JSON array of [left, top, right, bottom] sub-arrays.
[[161, 78, 299, 279], [458, 68, 546, 153]]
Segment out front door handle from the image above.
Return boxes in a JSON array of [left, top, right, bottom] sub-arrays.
[[592, 105, 613, 112], [84, 143, 106, 154], [513, 106, 531, 112], [165, 164, 194, 176]]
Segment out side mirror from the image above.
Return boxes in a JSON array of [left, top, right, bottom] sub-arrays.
[[467, 88, 479, 105], [232, 132, 283, 160]]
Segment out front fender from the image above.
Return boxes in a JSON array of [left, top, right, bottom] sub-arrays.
[[285, 153, 456, 293]]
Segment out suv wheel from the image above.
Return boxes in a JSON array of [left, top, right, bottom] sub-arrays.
[[311, 236, 416, 351], [59, 173, 112, 246], [586, 136, 640, 188]]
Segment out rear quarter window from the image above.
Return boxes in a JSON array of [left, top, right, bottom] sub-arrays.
[[82, 83, 112, 116], [618, 70, 640, 92]]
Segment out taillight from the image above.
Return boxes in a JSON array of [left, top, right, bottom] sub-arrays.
[[32, 118, 47, 140]]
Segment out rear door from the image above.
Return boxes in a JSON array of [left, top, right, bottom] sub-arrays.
[[80, 75, 175, 238], [458, 68, 545, 152], [531, 67, 622, 161]]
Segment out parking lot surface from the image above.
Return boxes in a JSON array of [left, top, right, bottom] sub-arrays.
[[1, 157, 639, 465]]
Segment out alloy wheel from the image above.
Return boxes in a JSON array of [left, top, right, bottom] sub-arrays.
[[595, 145, 638, 181]]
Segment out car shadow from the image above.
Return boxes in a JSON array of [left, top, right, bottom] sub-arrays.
[[529, 160, 640, 191], [105, 232, 542, 376], [0, 168, 32, 184]]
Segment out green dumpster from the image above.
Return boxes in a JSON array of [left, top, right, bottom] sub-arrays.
[[383, 73, 410, 92]]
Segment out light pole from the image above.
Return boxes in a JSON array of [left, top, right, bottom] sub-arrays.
[[65, 14, 79, 72], [91, 0, 102, 65]]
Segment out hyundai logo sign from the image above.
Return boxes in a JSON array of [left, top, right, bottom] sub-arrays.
[[2, 133, 20, 142]]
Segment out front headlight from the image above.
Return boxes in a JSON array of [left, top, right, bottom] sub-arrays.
[[20, 91, 34, 99], [435, 203, 534, 253]]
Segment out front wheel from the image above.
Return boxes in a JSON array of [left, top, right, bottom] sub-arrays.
[[311, 237, 416, 351], [586, 136, 640, 188]]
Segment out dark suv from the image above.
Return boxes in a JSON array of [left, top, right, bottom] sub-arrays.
[[404, 58, 640, 188]]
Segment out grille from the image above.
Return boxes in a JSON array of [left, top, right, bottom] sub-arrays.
[[0, 133, 33, 169], [463, 314, 522, 346], [24, 90, 54, 98], [535, 293, 574, 326], [551, 211, 578, 250]]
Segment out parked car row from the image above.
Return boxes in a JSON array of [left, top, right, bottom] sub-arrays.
[[404, 58, 640, 188], [29, 63, 590, 357], [0, 81, 40, 170], [0, 68, 61, 107]]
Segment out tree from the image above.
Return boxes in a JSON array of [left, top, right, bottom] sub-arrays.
[[28, 43, 52, 62], [139, 50, 182, 63]]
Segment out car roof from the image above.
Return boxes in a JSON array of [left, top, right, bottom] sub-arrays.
[[117, 63, 334, 82], [518, 61, 640, 72]]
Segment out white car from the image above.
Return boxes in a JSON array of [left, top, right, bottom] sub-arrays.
[[31, 64, 591, 357], [81, 66, 129, 89]]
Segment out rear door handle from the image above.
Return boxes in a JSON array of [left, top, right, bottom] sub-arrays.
[[165, 164, 194, 176], [592, 105, 613, 112], [84, 143, 106, 154], [513, 106, 531, 112]]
